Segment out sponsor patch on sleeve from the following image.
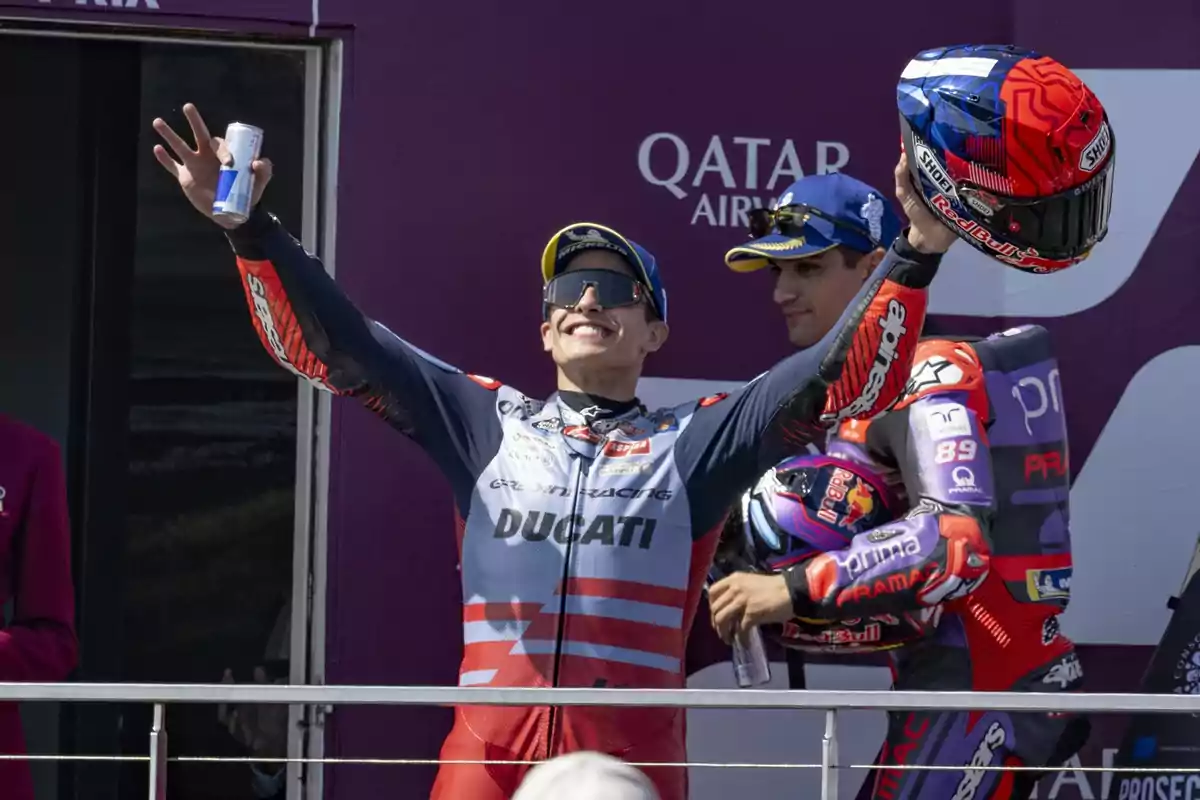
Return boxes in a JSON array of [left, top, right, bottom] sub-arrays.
[[921, 402, 972, 440]]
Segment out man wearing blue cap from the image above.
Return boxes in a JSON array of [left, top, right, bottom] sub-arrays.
[[724, 171, 908, 349], [536, 223, 670, 403], [707, 163, 947, 650], [152, 104, 954, 800]]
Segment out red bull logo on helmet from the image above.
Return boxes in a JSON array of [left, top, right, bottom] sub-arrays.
[[815, 467, 877, 530], [842, 482, 876, 528]]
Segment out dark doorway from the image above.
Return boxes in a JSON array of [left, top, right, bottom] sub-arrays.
[[0, 32, 309, 800]]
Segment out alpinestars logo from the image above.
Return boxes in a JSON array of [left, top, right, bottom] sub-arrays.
[[951, 721, 1006, 800], [838, 299, 908, 420], [904, 357, 964, 396], [1041, 652, 1084, 688], [908, 498, 944, 518]]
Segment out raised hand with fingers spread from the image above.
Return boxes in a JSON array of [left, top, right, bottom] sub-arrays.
[[152, 102, 273, 229]]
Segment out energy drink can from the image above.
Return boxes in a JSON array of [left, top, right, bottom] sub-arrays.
[[708, 491, 773, 688], [212, 122, 264, 225], [731, 626, 772, 688]]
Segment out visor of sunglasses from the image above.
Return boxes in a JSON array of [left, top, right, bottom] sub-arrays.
[[747, 205, 879, 247], [543, 269, 646, 310]]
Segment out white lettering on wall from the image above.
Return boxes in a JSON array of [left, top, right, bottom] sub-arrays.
[[637, 133, 851, 228]]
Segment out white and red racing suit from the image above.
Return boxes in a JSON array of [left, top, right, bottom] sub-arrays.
[[223, 206, 942, 799]]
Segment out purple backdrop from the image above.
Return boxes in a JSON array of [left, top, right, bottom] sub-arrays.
[[319, 5, 1200, 798], [7, 2, 1199, 798], [318, 3, 1200, 795]]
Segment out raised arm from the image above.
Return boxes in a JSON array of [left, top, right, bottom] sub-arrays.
[[787, 340, 995, 620], [675, 234, 941, 538], [151, 105, 501, 499], [225, 207, 501, 457]]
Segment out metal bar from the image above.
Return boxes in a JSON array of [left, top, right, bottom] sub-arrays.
[[0, 683, 1198, 713], [161, 758, 1200, 775], [821, 709, 838, 800], [12, 757, 1200, 776], [288, 39, 325, 800], [0, 21, 321, 50], [303, 35, 344, 800], [147, 704, 167, 800]]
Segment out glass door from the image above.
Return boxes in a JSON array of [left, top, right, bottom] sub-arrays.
[[0, 28, 333, 800]]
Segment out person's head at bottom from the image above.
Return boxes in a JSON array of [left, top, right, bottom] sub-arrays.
[[540, 224, 669, 401], [724, 173, 903, 350], [513, 752, 661, 800]]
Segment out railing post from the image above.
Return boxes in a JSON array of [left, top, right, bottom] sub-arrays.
[[148, 703, 168, 800], [821, 708, 839, 800]]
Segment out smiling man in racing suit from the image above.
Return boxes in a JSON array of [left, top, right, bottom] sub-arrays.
[[150, 103, 956, 800], [708, 171, 1092, 799]]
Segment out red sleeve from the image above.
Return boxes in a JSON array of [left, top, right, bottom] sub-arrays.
[[0, 438, 78, 681]]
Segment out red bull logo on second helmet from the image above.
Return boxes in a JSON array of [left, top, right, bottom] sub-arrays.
[[815, 467, 877, 531]]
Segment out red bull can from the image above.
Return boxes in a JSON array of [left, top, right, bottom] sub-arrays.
[[212, 122, 264, 225]]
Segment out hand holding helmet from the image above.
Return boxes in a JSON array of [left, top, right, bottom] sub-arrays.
[[897, 44, 1115, 273], [711, 455, 943, 654], [894, 152, 960, 255]]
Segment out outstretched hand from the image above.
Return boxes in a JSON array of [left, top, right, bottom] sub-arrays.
[[152, 103, 273, 230], [894, 153, 958, 255]]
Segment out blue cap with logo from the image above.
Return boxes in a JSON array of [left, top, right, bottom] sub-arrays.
[[541, 222, 668, 322], [724, 173, 902, 273]]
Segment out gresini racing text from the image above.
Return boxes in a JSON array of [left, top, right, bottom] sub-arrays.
[[490, 478, 672, 501]]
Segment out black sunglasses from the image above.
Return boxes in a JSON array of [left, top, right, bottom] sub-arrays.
[[543, 269, 648, 318], [747, 204, 881, 248]]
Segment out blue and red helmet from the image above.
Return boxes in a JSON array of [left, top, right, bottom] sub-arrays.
[[897, 44, 1115, 273], [744, 454, 898, 573]]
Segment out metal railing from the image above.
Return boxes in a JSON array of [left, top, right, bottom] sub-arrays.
[[3, 683, 1198, 799]]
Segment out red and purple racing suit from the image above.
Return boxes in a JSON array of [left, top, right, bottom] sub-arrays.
[[783, 326, 1087, 800], [223, 207, 941, 799]]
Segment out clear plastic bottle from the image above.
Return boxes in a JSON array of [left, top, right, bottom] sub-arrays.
[[731, 625, 772, 687]]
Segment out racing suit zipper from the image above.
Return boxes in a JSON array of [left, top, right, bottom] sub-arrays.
[[545, 451, 589, 758]]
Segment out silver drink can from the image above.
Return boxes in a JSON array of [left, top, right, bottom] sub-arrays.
[[212, 122, 264, 224]]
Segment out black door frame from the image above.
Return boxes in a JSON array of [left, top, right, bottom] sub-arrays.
[[0, 24, 332, 800], [63, 37, 142, 800]]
